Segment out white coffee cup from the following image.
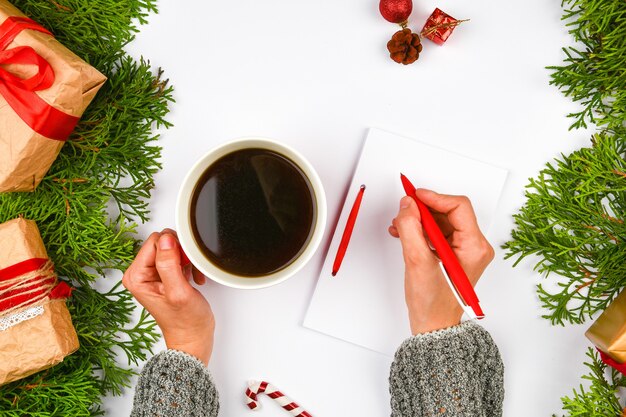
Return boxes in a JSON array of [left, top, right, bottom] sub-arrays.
[[175, 138, 327, 289]]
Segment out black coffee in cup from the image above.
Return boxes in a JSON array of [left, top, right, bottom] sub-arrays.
[[190, 148, 316, 277]]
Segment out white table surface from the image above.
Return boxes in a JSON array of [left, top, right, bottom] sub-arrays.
[[104, 0, 595, 415]]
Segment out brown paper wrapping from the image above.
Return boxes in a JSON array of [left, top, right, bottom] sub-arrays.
[[0, 0, 107, 193], [585, 290, 626, 363], [0, 218, 79, 386], [0, 217, 47, 268], [0, 299, 78, 385]]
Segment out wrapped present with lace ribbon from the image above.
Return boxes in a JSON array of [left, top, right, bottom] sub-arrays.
[[0, 217, 79, 386], [0, 0, 106, 192]]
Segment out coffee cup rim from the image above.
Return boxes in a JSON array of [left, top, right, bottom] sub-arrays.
[[175, 137, 327, 289]]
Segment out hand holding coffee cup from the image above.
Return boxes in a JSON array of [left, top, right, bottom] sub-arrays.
[[122, 230, 215, 365], [176, 138, 327, 289]]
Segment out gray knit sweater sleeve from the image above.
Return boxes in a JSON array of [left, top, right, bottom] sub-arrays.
[[389, 321, 504, 417], [130, 350, 219, 417]]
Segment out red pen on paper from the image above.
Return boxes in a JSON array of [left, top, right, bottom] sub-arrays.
[[400, 174, 484, 319], [332, 184, 366, 276]]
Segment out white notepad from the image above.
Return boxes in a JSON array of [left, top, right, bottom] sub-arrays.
[[303, 128, 508, 356]]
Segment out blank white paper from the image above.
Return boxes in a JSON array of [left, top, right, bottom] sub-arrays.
[[303, 128, 509, 356]]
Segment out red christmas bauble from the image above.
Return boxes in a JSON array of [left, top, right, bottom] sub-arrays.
[[379, 0, 413, 24]]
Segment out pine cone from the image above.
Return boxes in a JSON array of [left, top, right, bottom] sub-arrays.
[[387, 28, 422, 65]]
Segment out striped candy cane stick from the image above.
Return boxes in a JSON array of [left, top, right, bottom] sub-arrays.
[[246, 380, 313, 417]]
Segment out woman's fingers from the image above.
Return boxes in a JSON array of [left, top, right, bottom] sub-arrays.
[[393, 197, 437, 267], [132, 232, 161, 270], [193, 268, 207, 285], [155, 233, 194, 305], [414, 189, 480, 234]]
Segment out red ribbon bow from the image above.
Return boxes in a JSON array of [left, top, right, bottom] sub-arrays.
[[597, 348, 626, 375], [0, 16, 79, 141]]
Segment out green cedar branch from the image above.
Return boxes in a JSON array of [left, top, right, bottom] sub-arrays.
[[13, 0, 158, 70], [504, 131, 626, 325], [548, 0, 626, 130], [0, 0, 172, 415], [506, 0, 626, 410], [558, 348, 626, 416]]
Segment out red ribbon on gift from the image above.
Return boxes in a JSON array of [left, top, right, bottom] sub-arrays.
[[597, 348, 626, 375], [0, 16, 79, 141], [0, 257, 72, 313]]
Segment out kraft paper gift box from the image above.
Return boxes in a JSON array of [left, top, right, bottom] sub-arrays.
[[0, 0, 106, 192], [0, 218, 79, 386], [586, 289, 626, 364]]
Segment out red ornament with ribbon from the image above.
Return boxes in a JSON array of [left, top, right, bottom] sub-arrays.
[[0, 217, 79, 386], [421, 8, 468, 45], [0, 0, 106, 193]]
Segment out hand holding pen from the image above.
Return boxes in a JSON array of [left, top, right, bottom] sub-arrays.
[[388, 189, 494, 335]]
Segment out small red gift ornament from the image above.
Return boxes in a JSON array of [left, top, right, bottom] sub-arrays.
[[421, 8, 467, 45]]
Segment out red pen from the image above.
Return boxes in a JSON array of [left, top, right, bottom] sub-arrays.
[[400, 174, 484, 319], [332, 184, 366, 276]]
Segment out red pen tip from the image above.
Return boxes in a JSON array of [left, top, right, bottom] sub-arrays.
[[331, 271, 337, 277], [400, 174, 415, 195]]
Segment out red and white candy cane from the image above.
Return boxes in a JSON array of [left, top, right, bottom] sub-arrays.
[[246, 380, 313, 417]]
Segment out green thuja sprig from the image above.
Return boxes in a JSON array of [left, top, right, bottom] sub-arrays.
[[0, 364, 101, 417], [548, 0, 626, 130], [506, 0, 626, 411], [12, 0, 157, 70], [504, 130, 626, 325], [558, 348, 626, 416], [68, 283, 159, 396], [0, 0, 172, 415]]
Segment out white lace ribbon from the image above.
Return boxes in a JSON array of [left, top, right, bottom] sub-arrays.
[[0, 305, 44, 331]]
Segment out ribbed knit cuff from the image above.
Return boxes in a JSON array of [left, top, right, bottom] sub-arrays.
[[405, 320, 477, 341], [389, 321, 504, 417], [130, 350, 219, 417]]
